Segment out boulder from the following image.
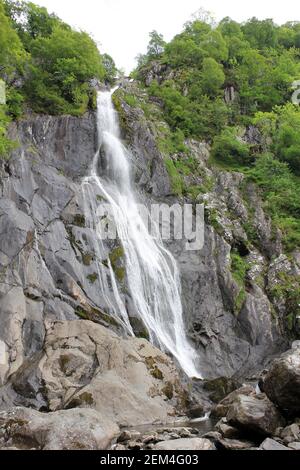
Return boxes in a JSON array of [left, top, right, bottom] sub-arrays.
[[0, 407, 118, 450], [280, 424, 300, 444], [288, 442, 300, 450], [10, 320, 188, 427], [217, 438, 254, 450], [153, 438, 215, 450], [227, 394, 285, 436], [264, 348, 300, 415], [203, 377, 241, 403], [215, 418, 240, 439], [259, 438, 290, 451], [212, 386, 255, 418]]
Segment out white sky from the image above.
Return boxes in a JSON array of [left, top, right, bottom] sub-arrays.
[[30, 0, 300, 73]]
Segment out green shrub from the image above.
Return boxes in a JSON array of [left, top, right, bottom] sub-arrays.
[[211, 128, 250, 167]]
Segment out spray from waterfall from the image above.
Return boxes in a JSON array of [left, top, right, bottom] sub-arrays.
[[82, 90, 201, 378]]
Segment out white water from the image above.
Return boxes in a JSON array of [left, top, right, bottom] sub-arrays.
[[82, 90, 201, 378]]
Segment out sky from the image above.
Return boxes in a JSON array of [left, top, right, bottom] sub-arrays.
[[30, 0, 300, 73]]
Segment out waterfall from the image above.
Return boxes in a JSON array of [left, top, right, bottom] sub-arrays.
[[82, 90, 201, 379]]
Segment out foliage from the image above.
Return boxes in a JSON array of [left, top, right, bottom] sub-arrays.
[[1, 0, 105, 116], [211, 128, 251, 166], [0, 105, 17, 157], [248, 153, 300, 251], [147, 30, 166, 58], [0, 0, 27, 81], [135, 14, 300, 258], [254, 104, 300, 175], [102, 53, 117, 84]]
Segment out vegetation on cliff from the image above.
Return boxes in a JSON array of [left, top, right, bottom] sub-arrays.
[[133, 14, 300, 253], [0, 0, 118, 156]]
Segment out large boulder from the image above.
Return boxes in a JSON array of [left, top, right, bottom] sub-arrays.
[[263, 348, 300, 415], [227, 394, 285, 436], [0, 407, 118, 450], [9, 320, 188, 427], [211, 386, 255, 418]]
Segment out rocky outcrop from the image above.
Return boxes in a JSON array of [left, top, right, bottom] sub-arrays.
[[0, 407, 119, 450], [263, 346, 300, 415], [114, 81, 291, 379], [1, 320, 188, 427], [0, 77, 298, 451]]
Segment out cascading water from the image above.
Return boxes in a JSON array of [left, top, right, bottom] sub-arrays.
[[82, 89, 201, 378]]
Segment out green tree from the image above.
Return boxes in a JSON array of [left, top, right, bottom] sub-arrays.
[[201, 57, 225, 96], [102, 53, 117, 83], [241, 17, 278, 49], [0, 0, 26, 81], [147, 30, 166, 58], [24, 26, 104, 114]]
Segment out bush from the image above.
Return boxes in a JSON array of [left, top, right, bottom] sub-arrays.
[[211, 128, 250, 166], [0, 105, 16, 158]]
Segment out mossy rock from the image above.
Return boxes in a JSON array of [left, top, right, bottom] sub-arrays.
[[151, 366, 164, 380], [129, 316, 150, 341], [162, 382, 174, 400], [82, 252, 93, 266], [203, 377, 241, 403], [75, 305, 120, 328], [87, 272, 98, 284], [109, 246, 126, 282], [67, 392, 94, 408], [73, 214, 85, 228]]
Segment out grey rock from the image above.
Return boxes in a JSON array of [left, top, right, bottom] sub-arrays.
[[280, 424, 300, 444], [215, 418, 240, 439], [0, 407, 119, 450], [153, 438, 216, 450], [264, 348, 300, 415], [227, 394, 285, 436], [217, 438, 254, 450], [260, 438, 290, 451], [212, 386, 255, 418], [288, 442, 300, 450], [10, 320, 189, 427]]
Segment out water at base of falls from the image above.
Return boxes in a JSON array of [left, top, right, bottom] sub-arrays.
[[82, 89, 202, 379]]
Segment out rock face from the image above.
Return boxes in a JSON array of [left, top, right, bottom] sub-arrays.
[[263, 348, 300, 415], [227, 394, 285, 436], [114, 82, 291, 379], [0, 78, 297, 434], [1, 320, 188, 427], [0, 407, 119, 450]]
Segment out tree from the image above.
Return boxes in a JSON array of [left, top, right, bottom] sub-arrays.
[[241, 17, 278, 50], [201, 30, 228, 62], [0, 0, 26, 81], [4, 0, 64, 47], [25, 26, 105, 114], [102, 53, 117, 83], [147, 30, 166, 57], [201, 57, 225, 96]]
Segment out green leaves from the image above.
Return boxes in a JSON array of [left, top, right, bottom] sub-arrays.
[[1, 1, 106, 116]]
